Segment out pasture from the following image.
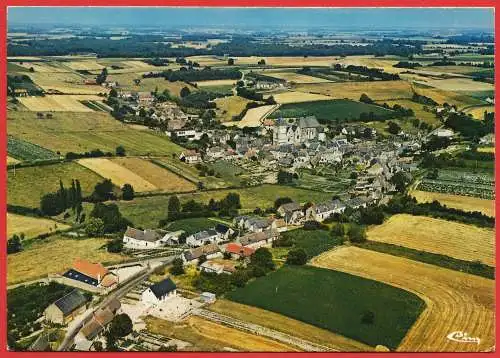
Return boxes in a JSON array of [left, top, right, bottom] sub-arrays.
[[410, 190, 495, 217], [7, 111, 184, 156], [215, 95, 253, 122], [7, 235, 128, 285], [269, 99, 393, 123], [7, 213, 70, 239], [111, 157, 196, 193], [311, 247, 495, 352], [227, 265, 425, 349], [163, 217, 226, 235], [18, 94, 105, 112], [107, 73, 196, 97], [367, 214, 494, 266], [294, 80, 413, 101], [116, 185, 328, 228], [412, 85, 484, 109], [7, 162, 104, 208], [77, 158, 157, 192], [209, 299, 372, 351]]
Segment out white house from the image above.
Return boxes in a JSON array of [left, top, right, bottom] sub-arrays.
[[186, 229, 221, 247], [123, 227, 174, 249], [141, 277, 177, 305], [179, 150, 202, 164], [182, 243, 222, 265], [305, 200, 346, 222]]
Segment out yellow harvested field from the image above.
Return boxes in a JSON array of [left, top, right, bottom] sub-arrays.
[[111, 157, 196, 193], [77, 158, 157, 192], [28, 71, 106, 94], [210, 299, 372, 352], [18, 95, 104, 112], [8, 235, 128, 285], [367, 214, 495, 266], [333, 56, 402, 74], [411, 85, 483, 109], [195, 79, 237, 87], [215, 95, 253, 122], [416, 78, 494, 92], [273, 91, 332, 104], [265, 72, 332, 83], [311, 246, 495, 352], [7, 156, 20, 165], [146, 316, 297, 352], [65, 60, 105, 71], [464, 105, 495, 120], [7, 213, 70, 239], [236, 56, 340, 67], [185, 55, 227, 66], [411, 190, 495, 217], [225, 104, 278, 128], [107, 73, 195, 96], [294, 80, 413, 101], [14, 61, 69, 73], [477, 146, 495, 153], [378, 99, 440, 125]]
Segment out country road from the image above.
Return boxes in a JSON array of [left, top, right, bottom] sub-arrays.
[[193, 308, 335, 352], [57, 255, 176, 351]]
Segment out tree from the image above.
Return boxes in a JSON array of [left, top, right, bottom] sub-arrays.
[[91, 179, 115, 202], [348, 224, 367, 243], [359, 206, 385, 225], [168, 195, 181, 220], [258, 59, 266, 65], [109, 313, 133, 338], [390, 171, 411, 193], [109, 88, 118, 98], [274, 197, 293, 210], [115, 145, 126, 156], [85, 217, 105, 237], [170, 258, 185, 275], [359, 93, 373, 104], [227, 58, 235, 65], [277, 170, 294, 185], [96, 67, 108, 84], [250, 247, 275, 271], [121, 184, 135, 201], [361, 310, 375, 324], [107, 238, 123, 253], [7, 235, 22, 254], [198, 254, 207, 266], [387, 121, 401, 135], [90, 202, 131, 233], [286, 248, 308, 265], [180, 86, 191, 98], [331, 223, 345, 237]]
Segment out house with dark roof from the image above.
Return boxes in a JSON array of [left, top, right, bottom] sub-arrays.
[[123, 226, 176, 249], [277, 202, 304, 225], [142, 278, 177, 305], [215, 224, 235, 240], [44, 290, 89, 324], [305, 200, 346, 222], [238, 230, 279, 249], [186, 229, 221, 247], [62, 259, 118, 290], [182, 243, 222, 265]]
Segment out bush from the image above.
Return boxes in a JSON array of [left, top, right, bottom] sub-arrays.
[[170, 258, 185, 276], [286, 248, 308, 265], [85, 217, 105, 237], [348, 224, 367, 243], [107, 238, 123, 253]]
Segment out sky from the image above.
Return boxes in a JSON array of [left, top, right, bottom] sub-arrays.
[[7, 7, 494, 30]]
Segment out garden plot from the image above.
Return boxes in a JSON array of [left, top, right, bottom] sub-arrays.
[[18, 95, 105, 112], [7, 135, 59, 161], [77, 158, 157, 192]]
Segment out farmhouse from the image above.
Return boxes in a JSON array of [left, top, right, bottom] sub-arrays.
[[238, 230, 279, 249], [277, 202, 304, 225], [186, 229, 220, 247], [179, 150, 202, 164], [234, 216, 272, 232], [75, 300, 121, 350], [224, 242, 255, 259], [142, 277, 177, 305], [182, 243, 222, 265], [305, 200, 346, 222], [44, 290, 89, 325], [123, 226, 175, 249], [62, 259, 118, 290]]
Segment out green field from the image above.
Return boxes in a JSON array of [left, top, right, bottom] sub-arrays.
[[7, 111, 184, 156], [227, 265, 425, 349], [7, 135, 59, 162], [116, 185, 327, 228], [278, 229, 341, 259], [269, 99, 394, 123], [8, 162, 105, 208]]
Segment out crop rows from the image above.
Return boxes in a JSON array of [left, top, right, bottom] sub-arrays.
[[436, 170, 494, 186], [7, 135, 60, 162], [418, 179, 494, 199]]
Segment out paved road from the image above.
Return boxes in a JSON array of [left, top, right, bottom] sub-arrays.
[[58, 255, 176, 351], [193, 308, 335, 352]]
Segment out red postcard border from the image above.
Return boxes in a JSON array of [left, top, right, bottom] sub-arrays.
[[0, 2, 497, 357]]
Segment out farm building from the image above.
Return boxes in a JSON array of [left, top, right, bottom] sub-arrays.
[[277, 202, 304, 225], [44, 290, 89, 325], [272, 116, 323, 146], [142, 277, 177, 305], [179, 150, 202, 164], [234, 216, 272, 232], [305, 200, 346, 222], [62, 259, 118, 290], [238, 230, 279, 249], [224, 242, 255, 259], [186, 229, 221, 247], [182, 243, 222, 265], [123, 226, 175, 249]]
